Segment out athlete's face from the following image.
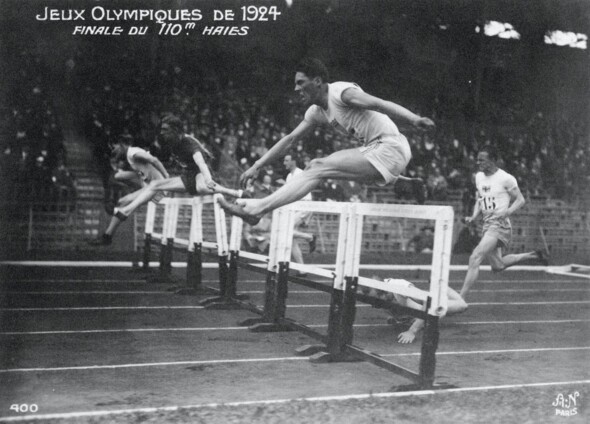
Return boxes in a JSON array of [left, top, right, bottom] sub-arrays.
[[294, 72, 320, 106], [159, 123, 177, 144], [476, 152, 495, 174], [283, 155, 295, 171]]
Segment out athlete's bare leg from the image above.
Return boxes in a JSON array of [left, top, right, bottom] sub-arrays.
[[486, 247, 540, 273], [117, 177, 186, 217], [116, 176, 242, 219], [194, 174, 243, 198], [219, 148, 382, 224], [103, 189, 145, 236], [459, 233, 500, 299]]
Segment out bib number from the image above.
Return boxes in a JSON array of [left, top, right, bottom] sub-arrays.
[[480, 196, 496, 211]]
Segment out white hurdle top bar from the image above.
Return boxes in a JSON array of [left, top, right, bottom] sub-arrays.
[[282, 201, 453, 316]]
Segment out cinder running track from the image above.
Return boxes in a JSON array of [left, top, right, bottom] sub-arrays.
[[0, 264, 589, 421]]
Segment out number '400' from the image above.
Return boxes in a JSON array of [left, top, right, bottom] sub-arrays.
[[10, 404, 38, 413]]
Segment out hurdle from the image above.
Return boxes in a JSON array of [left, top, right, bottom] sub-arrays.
[[143, 197, 454, 389], [142, 196, 246, 301], [547, 264, 590, 279], [227, 200, 454, 390]]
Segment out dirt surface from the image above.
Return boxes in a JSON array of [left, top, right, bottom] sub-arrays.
[[0, 265, 589, 423]]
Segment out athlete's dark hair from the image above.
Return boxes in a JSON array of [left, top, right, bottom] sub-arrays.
[[160, 114, 184, 134], [296, 57, 329, 82], [479, 145, 499, 161], [117, 134, 133, 145]]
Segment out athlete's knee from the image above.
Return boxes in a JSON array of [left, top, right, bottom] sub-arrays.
[[468, 250, 485, 267], [308, 158, 324, 168], [195, 178, 206, 193], [195, 178, 214, 194], [149, 179, 169, 191], [306, 158, 330, 175]]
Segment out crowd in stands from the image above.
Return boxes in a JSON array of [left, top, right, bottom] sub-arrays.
[[6, 45, 584, 210], [0, 50, 75, 202], [79, 53, 588, 212]]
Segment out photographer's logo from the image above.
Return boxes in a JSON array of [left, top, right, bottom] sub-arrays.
[[552, 392, 580, 417]]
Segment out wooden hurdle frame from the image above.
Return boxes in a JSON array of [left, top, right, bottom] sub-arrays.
[[233, 201, 454, 389], [144, 198, 454, 389], [143, 196, 248, 302]]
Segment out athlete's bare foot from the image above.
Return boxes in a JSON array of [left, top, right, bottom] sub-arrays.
[[217, 196, 262, 226]]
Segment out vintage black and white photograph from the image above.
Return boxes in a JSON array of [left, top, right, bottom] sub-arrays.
[[0, 0, 588, 422]]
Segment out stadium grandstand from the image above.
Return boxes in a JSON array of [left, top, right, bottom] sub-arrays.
[[0, 0, 587, 259]]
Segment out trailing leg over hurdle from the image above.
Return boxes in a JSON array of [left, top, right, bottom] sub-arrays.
[[142, 197, 454, 390]]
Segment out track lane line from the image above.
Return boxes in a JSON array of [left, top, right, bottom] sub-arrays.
[[5, 289, 588, 296], [1, 380, 589, 422], [1, 346, 588, 373], [4, 291, 170, 295], [1, 300, 589, 312], [0, 261, 553, 272], [1, 319, 588, 336]]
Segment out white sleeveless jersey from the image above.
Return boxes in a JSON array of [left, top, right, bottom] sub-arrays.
[[127, 146, 164, 183], [475, 169, 518, 223], [304, 82, 400, 145]]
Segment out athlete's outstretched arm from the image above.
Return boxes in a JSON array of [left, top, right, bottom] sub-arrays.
[[193, 151, 213, 187], [465, 193, 482, 224], [341, 88, 435, 131], [239, 119, 315, 188], [132, 150, 169, 178]]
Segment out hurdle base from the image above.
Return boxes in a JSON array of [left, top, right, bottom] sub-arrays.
[[200, 296, 224, 306], [173, 286, 217, 296], [200, 294, 249, 306], [391, 382, 458, 392], [309, 351, 363, 364], [238, 317, 266, 327], [202, 299, 243, 310], [248, 322, 294, 333], [295, 344, 326, 356], [232, 293, 250, 301]]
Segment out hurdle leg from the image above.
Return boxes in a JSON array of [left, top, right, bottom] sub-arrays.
[[134, 202, 157, 275], [222, 215, 251, 302], [201, 254, 243, 309], [148, 202, 183, 285], [300, 277, 361, 362], [186, 245, 199, 286], [247, 208, 295, 331], [142, 234, 152, 270], [147, 238, 172, 284], [418, 313, 439, 389], [175, 242, 214, 295], [129, 232, 154, 275], [226, 251, 249, 301], [239, 269, 278, 326], [248, 261, 293, 332]]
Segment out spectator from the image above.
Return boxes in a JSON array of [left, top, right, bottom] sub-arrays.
[[406, 226, 434, 253], [426, 166, 449, 201]]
